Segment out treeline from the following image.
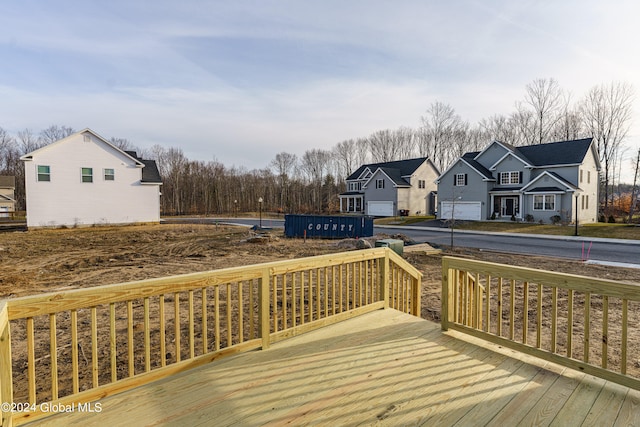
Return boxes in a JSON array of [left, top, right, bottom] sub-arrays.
[[0, 78, 637, 217]]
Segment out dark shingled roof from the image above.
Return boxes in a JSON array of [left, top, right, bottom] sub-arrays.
[[515, 138, 593, 166], [347, 157, 432, 186], [123, 151, 162, 183], [140, 159, 162, 184], [462, 153, 494, 180]]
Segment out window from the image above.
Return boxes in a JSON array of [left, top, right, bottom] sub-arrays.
[[348, 182, 361, 191], [581, 194, 589, 210], [81, 167, 93, 183], [533, 194, 555, 210], [587, 171, 591, 184], [418, 180, 425, 189], [83, 134, 91, 143], [580, 170, 583, 183], [37, 165, 51, 182], [104, 168, 115, 181], [500, 171, 521, 185], [375, 179, 385, 189], [455, 173, 467, 186]]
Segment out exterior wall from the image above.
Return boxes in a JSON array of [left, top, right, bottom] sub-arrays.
[[405, 161, 439, 215], [362, 170, 397, 213], [493, 156, 531, 186], [577, 148, 599, 223], [23, 133, 161, 228], [473, 142, 509, 167], [437, 160, 492, 219]]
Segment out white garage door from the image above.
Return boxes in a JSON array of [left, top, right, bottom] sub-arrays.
[[367, 201, 394, 217], [440, 201, 481, 221]]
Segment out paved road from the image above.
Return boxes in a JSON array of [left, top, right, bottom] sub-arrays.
[[165, 217, 640, 265]]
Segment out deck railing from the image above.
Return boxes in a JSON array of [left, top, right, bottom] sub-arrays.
[[0, 247, 420, 426], [442, 256, 640, 390]]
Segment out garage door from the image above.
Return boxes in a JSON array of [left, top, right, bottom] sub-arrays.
[[367, 201, 394, 217], [440, 201, 481, 221]]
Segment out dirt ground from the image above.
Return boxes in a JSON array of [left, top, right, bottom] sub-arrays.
[[3, 222, 639, 314], [2, 223, 640, 402]]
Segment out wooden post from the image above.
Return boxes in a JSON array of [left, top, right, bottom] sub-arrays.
[[411, 274, 421, 317], [260, 268, 271, 350], [441, 257, 451, 331], [0, 301, 13, 427], [380, 249, 390, 309]]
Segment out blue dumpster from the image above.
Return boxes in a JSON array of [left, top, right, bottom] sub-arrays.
[[284, 215, 374, 239]]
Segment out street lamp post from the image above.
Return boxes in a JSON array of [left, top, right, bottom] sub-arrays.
[[258, 197, 263, 229], [234, 199, 238, 218]]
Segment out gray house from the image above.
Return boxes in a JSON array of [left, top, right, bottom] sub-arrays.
[[339, 157, 440, 217], [436, 138, 600, 223]]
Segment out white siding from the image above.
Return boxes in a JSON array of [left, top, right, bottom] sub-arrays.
[[23, 132, 161, 228]]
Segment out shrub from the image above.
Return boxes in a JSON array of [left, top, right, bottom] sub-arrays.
[[550, 215, 562, 225], [490, 212, 496, 220], [525, 214, 534, 222], [608, 215, 616, 223], [510, 214, 516, 221]]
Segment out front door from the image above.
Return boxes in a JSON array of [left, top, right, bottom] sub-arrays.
[[501, 197, 519, 217], [505, 198, 514, 216]]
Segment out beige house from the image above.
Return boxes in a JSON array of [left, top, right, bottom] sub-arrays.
[[339, 157, 440, 217], [0, 176, 16, 217]]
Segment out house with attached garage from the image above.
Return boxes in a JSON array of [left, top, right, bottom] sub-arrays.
[[20, 128, 162, 229], [339, 157, 440, 217], [436, 137, 600, 223]]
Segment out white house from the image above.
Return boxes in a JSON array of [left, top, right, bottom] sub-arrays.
[[20, 128, 162, 228]]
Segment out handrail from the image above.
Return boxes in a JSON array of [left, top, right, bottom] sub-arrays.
[[0, 247, 421, 426], [442, 255, 640, 390]]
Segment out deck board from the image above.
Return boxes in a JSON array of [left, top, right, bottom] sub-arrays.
[[26, 309, 639, 426]]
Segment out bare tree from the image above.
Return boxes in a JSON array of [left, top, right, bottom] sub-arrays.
[[39, 125, 74, 146], [580, 81, 634, 210], [421, 101, 463, 170], [333, 139, 358, 177], [270, 152, 298, 212], [300, 149, 331, 212], [550, 92, 585, 142], [17, 129, 44, 154], [367, 129, 397, 163], [110, 137, 134, 151], [524, 78, 563, 144]]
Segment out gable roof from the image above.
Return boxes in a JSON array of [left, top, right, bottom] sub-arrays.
[[514, 138, 595, 167], [20, 128, 145, 167], [364, 167, 411, 188], [521, 171, 580, 193], [347, 157, 432, 182], [20, 128, 163, 184]]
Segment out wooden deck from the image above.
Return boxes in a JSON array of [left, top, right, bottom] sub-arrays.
[[28, 309, 640, 426]]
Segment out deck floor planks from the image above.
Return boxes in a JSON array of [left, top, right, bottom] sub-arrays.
[[581, 381, 629, 426], [550, 374, 607, 426], [24, 309, 640, 427]]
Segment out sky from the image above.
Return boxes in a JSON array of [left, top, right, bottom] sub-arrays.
[[1, 0, 639, 181]]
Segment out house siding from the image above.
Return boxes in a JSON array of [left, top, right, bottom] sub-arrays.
[[438, 160, 491, 219], [405, 161, 440, 215], [23, 132, 161, 228], [437, 138, 600, 224], [363, 170, 398, 214]]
